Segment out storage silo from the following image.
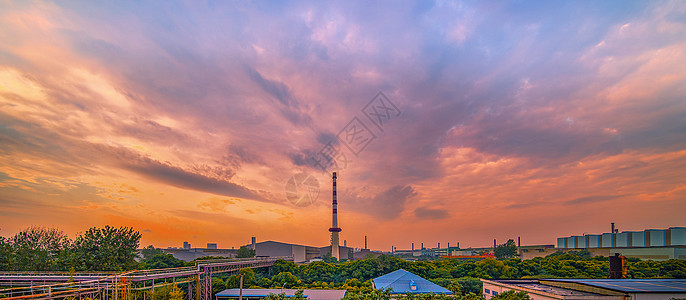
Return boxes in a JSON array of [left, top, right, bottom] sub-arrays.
[[557, 237, 567, 248]]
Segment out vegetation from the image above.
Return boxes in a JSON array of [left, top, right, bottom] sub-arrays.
[[0, 225, 141, 271], [2, 226, 686, 300], [494, 240, 518, 260], [237, 246, 256, 258]]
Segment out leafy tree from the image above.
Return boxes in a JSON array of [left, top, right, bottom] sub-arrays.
[[494, 239, 518, 260], [454, 277, 483, 295], [490, 290, 531, 300], [271, 271, 301, 288], [212, 278, 227, 299], [71, 225, 141, 271], [237, 246, 256, 258], [140, 245, 164, 260], [271, 259, 298, 276], [142, 254, 186, 269], [323, 252, 338, 263], [147, 284, 184, 300], [9, 226, 71, 271], [0, 236, 12, 271], [227, 268, 257, 288]]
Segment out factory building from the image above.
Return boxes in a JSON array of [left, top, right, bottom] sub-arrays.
[[163, 247, 237, 261], [482, 279, 686, 300], [556, 226, 686, 261], [242, 240, 353, 263]]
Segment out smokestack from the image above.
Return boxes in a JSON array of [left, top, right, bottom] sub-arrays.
[[251, 237, 256, 250], [494, 239, 497, 249], [344, 240, 347, 247], [365, 236, 367, 249], [421, 242, 424, 249], [457, 242, 459, 249], [412, 243, 414, 251], [518, 237, 521, 258], [438, 242, 440, 249], [448, 242, 450, 249], [328, 172, 341, 260]]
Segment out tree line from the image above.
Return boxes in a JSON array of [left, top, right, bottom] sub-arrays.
[[3, 226, 686, 299], [0, 225, 141, 271]]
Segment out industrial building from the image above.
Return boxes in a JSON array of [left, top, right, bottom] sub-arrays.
[[216, 289, 347, 300], [162, 247, 238, 261], [245, 240, 353, 263], [557, 226, 686, 261], [482, 279, 686, 300]]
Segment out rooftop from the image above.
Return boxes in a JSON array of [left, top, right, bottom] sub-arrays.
[[216, 289, 347, 300], [373, 269, 452, 294], [544, 279, 686, 293]]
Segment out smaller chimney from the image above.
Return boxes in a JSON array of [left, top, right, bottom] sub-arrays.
[[251, 237, 256, 250], [364, 236, 367, 249], [421, 242, 424, 249], [438, 242, 440, 249], [412, 243, 414, 251]]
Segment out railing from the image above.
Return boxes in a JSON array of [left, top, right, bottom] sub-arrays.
[[0, 256, 293, 300]]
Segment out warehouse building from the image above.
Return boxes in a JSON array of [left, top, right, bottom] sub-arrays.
[[482, 279, 686, 300], [556, 227, 686, 261], [216, 289, 346, 300]]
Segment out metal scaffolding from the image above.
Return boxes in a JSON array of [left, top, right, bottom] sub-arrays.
[[0, 256, 292, 300]]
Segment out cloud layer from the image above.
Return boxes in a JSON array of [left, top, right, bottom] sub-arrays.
[[1, 0, 685, 249]]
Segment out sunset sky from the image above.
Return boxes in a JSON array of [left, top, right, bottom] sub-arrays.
[[1, 1, 685, 251]]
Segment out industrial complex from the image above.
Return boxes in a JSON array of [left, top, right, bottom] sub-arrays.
[[157, 173, 685, 264]]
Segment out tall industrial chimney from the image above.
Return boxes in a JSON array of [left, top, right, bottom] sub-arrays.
[[412, 243, 414, 251], [329, 172, 341, 260], [364, 235, 367, 249]]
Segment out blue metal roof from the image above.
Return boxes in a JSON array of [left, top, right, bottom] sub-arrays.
[[372, 269, 453, 294], [545, 279, 686, 293], [216, 289, 307, 298]]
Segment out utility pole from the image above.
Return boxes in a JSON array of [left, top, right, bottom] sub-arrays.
[[239, 274, 244, 300]]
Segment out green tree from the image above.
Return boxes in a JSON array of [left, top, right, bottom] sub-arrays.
[[227, 268, 257, 288], [271, 271, 301, 288], [147, 285, 184, 300], [0, 236, 12, 271], [237, 246, 256, 258], [212, 278, 227, 299], [142, 254, 186, 269], [71, 225, 141, 271], [9, 226, 71, 271], [271, 259, 298, 276], [140, 245, 164, 260], [323, 252, 338, 263], [494, 239, 518, 260]]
